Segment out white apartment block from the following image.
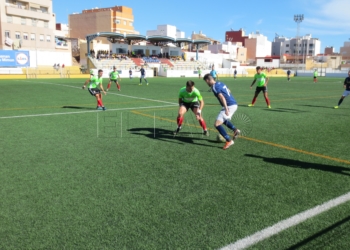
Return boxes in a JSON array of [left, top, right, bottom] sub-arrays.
[[245, 31, 272, 62], [272, 34, 321, 57], [146, 25, 185, 39]]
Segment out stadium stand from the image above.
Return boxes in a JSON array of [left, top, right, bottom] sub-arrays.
[[171, 60, 207, 70], [131, 58, 144, 66], [159, 58, 174, 67], [91, 57, 137, 70], [142, 57, 160, 63]]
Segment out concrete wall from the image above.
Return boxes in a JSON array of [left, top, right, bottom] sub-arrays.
[[158, 68, 251, 77], [256, 58, 280, 68], [184, 51, 235, 69], [29, 50, 72, 67], [90, 68, 153, 78]]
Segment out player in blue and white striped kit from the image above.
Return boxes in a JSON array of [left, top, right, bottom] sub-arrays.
[[203, 74, 241, 150]]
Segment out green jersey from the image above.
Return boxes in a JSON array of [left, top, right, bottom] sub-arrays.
[[254, 73, 268, 87], [89, 75, 103, 88], [179, 87, 203, 103], [198, 69, 202, 74], [314, 71, 318, 77], [110, 70, 119, 80]]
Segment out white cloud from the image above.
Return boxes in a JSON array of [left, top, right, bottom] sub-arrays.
[[301, 0, 350, 35], [226, 19, 233, 27], [256, 19, 263, 25]]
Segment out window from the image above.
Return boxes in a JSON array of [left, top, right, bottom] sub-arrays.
[[23, 33, 28, 40], [309, 50, 313, 54], [309, 43, 314, 47], [40, 7, 48, 13], [15, 32, 20, 39], [5, 31, 10, 38], [46, 35, 51, 42], [285, 50, 289, 53], [44, 21, 48, 28], [123, 20, 126, 25], [129, 22, 133, 26], [31, 33, 36, 40], [7, 15, 12, 23], [286, 44, 289, 47], [40, 34, 44, 41], [21, 17, 26, 25], [32, 19, 37, 26]]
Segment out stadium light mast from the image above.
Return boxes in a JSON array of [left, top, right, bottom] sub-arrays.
[[294, 14, 304, 70]]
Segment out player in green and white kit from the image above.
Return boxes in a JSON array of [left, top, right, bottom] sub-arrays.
[[107, 66, 121, 91], [82, 69, 107, 110], [174, 80, 209, 136], [313, 69, 318, 83], [198, 68, 202, 79], [248, 66, 271, 108]]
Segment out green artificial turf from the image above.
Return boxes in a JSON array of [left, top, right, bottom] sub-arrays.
[[0, 76, 349, 249]]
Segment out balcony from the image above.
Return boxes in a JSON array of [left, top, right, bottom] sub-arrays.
[[6, 5, 50, 21]]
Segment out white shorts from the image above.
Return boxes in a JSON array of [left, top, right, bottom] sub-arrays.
[[217, 105, 238, 122], [342, 90, 350, 97]]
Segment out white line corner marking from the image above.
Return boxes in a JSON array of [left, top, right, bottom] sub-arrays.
[[220, 191, 350, 250]]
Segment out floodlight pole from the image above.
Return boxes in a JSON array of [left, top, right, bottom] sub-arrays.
[[294, 14, 304, 71]]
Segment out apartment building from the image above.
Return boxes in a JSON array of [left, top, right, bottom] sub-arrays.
[[69, 6, 136, 40], [0, 0, 56, 51]]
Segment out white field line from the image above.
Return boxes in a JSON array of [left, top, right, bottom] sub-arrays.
[[220, 191, 350, 250], [17, 80, 177, 105], [0, 105, 176, 119]]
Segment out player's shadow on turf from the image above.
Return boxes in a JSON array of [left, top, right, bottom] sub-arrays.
[[127, 128, 218, 148], [62, 106, 96, 110], [245, 154, 350, 176], [265, 108, 308, 113], [297, 104, 333, 109], [286, 214, 350, 250]]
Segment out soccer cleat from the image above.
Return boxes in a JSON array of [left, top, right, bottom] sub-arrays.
[[268, 105, 271, 109], [102, 107, 107, 111], [233, 129, 241, 140], [106, 89, 109, 92], [223, 140, 234, 150], [203, 130, 209, 136], [97, 106, 103, 110], [248, 104, 254, 107], [173, 126, 182, 135], [139, 83, 142, 86], [147, 82, 149, 86], [334, 106, 339, 109]]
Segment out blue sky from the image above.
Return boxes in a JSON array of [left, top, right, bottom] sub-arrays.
[[54, 0, 350, 53]]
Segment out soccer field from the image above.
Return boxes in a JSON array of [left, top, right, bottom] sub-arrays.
[[1, 76, 350, 249]]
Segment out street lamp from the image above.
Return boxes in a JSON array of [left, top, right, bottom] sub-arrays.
[[294, 14, 304, 70]]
